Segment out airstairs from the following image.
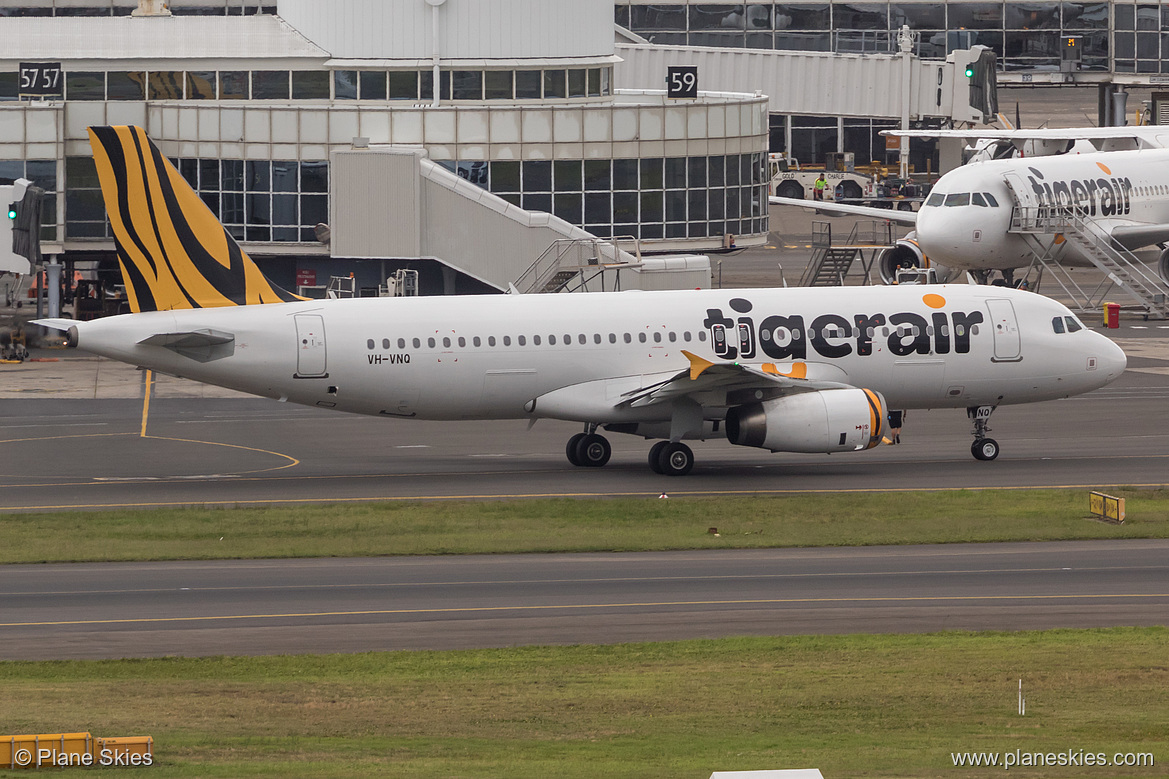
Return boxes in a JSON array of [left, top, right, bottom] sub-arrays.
[[514, 236, 642, 294], [1008, 206, 1169, 320], [798, 220, 894, 286]]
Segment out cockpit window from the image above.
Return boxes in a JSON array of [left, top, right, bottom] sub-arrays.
[[926, 192, 944, 207], [1051, 316, 1065, 334], [944, 192, 971, 207], [972, 192, 987, 207], [984, 192, 999, 207], [1065, 316, 1083, 333]]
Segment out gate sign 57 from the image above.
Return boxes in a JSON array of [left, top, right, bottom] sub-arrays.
[[666, 66, 698, 99], [19, 62, 64, 98]]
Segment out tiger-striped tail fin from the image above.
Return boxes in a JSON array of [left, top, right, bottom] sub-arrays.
[[88, 125, 302, 312]]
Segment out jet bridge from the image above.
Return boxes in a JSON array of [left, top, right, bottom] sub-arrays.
[[616, 41, 997, 125], [328, 147, 711, 294]]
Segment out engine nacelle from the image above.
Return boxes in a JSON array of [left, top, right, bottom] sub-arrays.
[[878, 234, 954, 284], [724, 388, 887, 453], [1160, 247, 1169, 285]]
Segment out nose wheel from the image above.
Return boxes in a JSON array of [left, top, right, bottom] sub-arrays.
[[967, 405, 1000, 461]]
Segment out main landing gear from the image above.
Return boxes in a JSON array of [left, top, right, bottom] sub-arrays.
[[564, 426, 695, 475], [967, 405, 1000, 461]]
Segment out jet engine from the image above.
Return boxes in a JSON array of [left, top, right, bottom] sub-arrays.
[[877, 234, 953, 284], [1160, 247, 1169, 285], [724, 388, 887, 453]]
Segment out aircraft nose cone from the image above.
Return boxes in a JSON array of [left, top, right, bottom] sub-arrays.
[[1098, 335, 1127, 380]]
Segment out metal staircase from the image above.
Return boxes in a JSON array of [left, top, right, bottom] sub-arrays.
[[798, 220, 894, 286], [513, 236, 641, 294], [1009, 205, 1169, 320]]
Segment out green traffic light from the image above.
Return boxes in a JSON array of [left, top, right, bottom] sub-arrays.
[[965, 66, 975, 78], [6, 208, 15, 220]]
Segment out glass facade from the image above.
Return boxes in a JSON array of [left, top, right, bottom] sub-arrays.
[[439, 153, 770, 241], [1, 67, 613, 102], [617, 2, 1118, 71], [0, 2, 276, 16]]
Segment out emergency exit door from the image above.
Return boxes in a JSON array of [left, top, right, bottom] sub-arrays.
[[294, 314, 328, 377]]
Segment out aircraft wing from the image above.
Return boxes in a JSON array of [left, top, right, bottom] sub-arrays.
[[619, 350, 849, 409], [1108, 222, 1169, 251], [770, 196, 918, 226], [883, 127, 1169, 152]]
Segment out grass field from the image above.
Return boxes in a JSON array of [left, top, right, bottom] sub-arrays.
[[0, 629, 1165, 778], [2, 488, 1167, 564]]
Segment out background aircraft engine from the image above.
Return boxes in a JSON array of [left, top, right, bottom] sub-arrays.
[[1160, 247, 1169, 285], [724, 388, 887, 453], [878, 236, 953, 284]]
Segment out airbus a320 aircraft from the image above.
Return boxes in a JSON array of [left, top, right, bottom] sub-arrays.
[[772, 126, 1169, 287], [37, 126, 1126, 475]]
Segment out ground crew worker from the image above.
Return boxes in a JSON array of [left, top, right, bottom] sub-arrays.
[[813, 173, 827, 201]]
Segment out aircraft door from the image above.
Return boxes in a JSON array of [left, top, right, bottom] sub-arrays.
[[985, 298, 1022, 362], [1002, 171, 1038, 229], [294, 314, 328, 377]]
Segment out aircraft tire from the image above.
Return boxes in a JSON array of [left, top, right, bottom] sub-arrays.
[[566, 433, 587, 466], [648, 441, 668, 474], [971, 438, 999, 461], [576, 434, 612, 468], [658, 442, 694, 476]]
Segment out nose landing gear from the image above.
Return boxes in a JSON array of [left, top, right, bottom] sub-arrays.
[[967, 405, 1000, 461]]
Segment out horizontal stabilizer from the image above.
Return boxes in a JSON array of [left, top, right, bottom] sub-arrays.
[[769, 196, 918, 226], [138, 329, 235, 362], [31, 318, 76, 332]]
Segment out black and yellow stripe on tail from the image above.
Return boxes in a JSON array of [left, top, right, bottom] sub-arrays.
[[88, 125, 302, 312]]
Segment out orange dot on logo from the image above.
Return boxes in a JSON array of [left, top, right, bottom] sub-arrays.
[[1096, 162, 1112, 175], [923, 293, 946, 309]]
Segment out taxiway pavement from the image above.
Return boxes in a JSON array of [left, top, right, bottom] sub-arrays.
[[2, 540, 1166, 660]]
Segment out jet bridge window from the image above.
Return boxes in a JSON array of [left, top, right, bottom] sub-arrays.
[[1052, 317, 1066, 334], [944, 193, 971, 207], [926, 192, 945, 207]]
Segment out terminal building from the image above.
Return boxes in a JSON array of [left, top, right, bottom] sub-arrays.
[[0, 0, 771, 296]]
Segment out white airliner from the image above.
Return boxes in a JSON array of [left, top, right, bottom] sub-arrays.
[[772, 126, 1169, 287], [36, 126, 1127, 475]]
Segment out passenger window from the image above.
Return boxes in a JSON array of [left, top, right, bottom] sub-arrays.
[[503, 335, 511, 346], [698, 331, 707, 341], [926, 192, 944, 207], [594, 333, 601, 344], [398, 338, 406, 349], [971, 325, 980, 336], [428, 337, 436, 348], [549, 334, 557, 345], [533, 335, 541, 345], [1065, 316, 1082, 333], [473, 336, 481, 347], [955, 325, 965, 337], [382, 338, 391, 349], [609, 333, 617, 343], [668, 332, 676, 342], [638, 332, 647, 343], [413, 337, 421, 348], [944, 193, 971, 207], [488, 336, 496, 346], [518, 335, 526, 346], [458, 337, 466, 347], [366, 339, 375, 349], [624, 333, 632, 343], [564, 334, 571, 344], [683, 331, 691, 342], [1052, 316, 1065, 334], [442, 337, 451, 348], [972, 192, 987, 207], [578, 334, 586, 344], [984, 192, 999, 207], [653, 332, 662, 343]]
